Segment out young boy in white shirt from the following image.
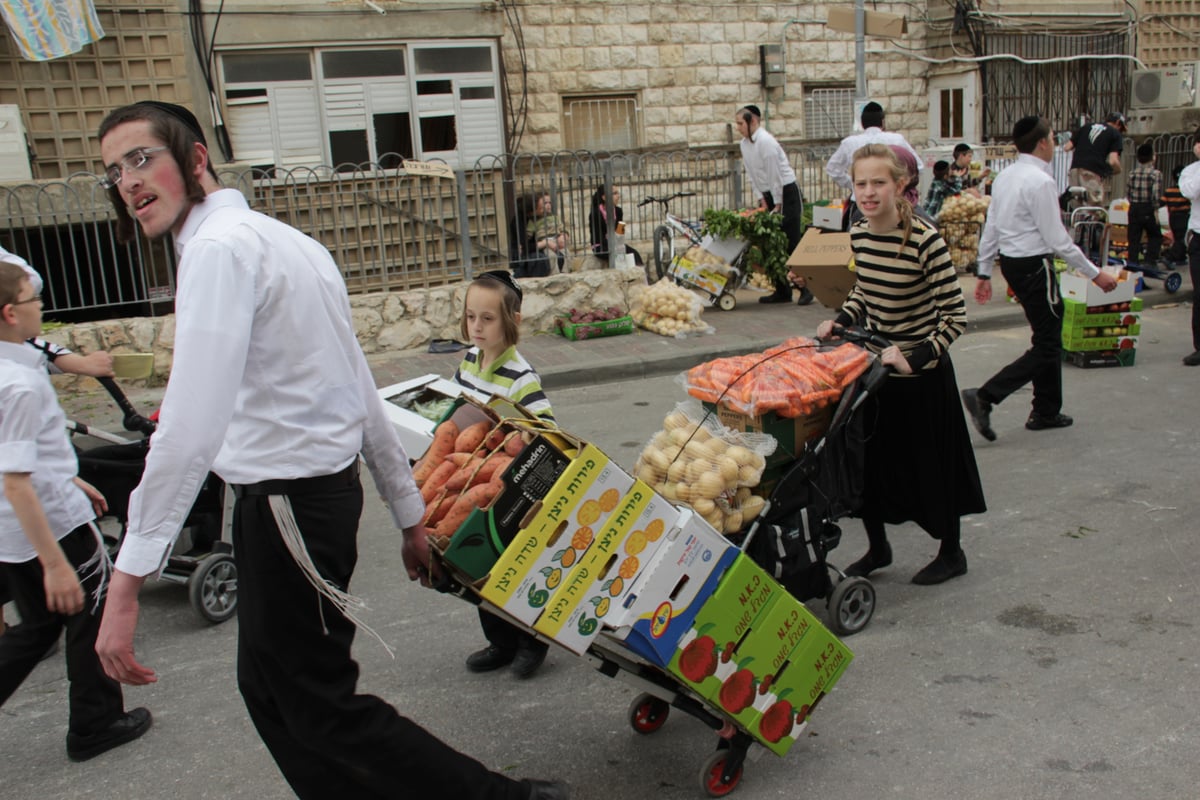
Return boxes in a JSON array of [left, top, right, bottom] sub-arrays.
[[0, 261, 151, 761]]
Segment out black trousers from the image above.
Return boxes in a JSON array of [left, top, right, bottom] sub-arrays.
[[767, 182, 804, 296], [0, 525, 124, 736], [980, 255, 1063, 417], [1188, 233, 1200, 351], [232, 477, 526, 800], [1166, 212, 1189, 262], [1126, 202, 1162, 265]]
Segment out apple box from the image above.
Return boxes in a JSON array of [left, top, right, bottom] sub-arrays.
[[604, 508, 738, 667], [1058, 269, 1137, 306], [535, 484, 680, 654], [786, 228, 855, 310], [666, 555, 784, 699], [479, 445, 634, 626], [440, 429, 576, 581], [810, 204, 843, 232]]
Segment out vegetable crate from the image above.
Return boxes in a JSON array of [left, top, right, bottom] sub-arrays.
[[554, 314, 634, 340]]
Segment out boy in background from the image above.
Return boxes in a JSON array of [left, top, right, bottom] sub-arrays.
[[1125, 142, 1163, 267], [0, 261, 152, 762], [924, 160, 962, 218], [1161, 164, 1191, 266]]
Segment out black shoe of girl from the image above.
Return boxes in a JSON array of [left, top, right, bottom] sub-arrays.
[[844, 543, 893, 578], [911, 551, 968, 585]]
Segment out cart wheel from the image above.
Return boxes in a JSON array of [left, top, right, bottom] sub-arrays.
[[827, 576, 875, 636], [718, 293, 737, 311], [188, 552, 238, 624], [628, 693, 670, 734], [699, 750, 743, 797], [1165, 272, 1183, 293], [652, 226, 673, 281]]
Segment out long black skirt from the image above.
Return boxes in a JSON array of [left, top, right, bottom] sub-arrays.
[[860, 354, 986, 539]]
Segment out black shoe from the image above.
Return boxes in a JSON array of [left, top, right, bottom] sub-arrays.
[[1184, 351, 1200, 366], [523, 779, 570, 799], [1025, 412, 1073, 431], [465, 644, 515, 673], [961, 388, 996, 442], [796, 287, 815, 306], [759, 292, 791, 304], [911, 551, 968, 585], [66, 707, 152, 762], [844, 543, 892, 578], [511, 641, 548, 679]]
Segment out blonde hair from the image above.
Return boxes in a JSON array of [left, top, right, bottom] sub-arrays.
[[460, 276, 521, 347], [850, 143, 914, 249]]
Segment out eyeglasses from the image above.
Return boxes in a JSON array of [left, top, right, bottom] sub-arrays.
[[99, 146, 169, 189], [9, 293, 42, 306]]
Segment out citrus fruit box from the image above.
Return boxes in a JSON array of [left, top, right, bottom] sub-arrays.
[[554, 314, 634, 341], [601, 508, 739, 667], [438, 404, 578, 582], [478, 443, 635, 626], [534, 482, 680, 655]]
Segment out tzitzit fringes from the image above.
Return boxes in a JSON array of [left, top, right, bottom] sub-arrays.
[[267, 495, 395, 659], [79, 521, 113, 614]]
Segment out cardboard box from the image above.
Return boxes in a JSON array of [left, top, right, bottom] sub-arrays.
[[786, 228, 855, 310], [1060, 334, 1138, 352], [554, 314, 634, 341], [1062, 296, 1142, 318], [605, 508, 739, 667], [536, 484, 680, 655], [666, 555, 784, 700], [810, 204, 843, 232], [479, 445, 635, 626], [827, 6, 908, 38], [704, 402, 833, 478], [1063, 349, 1137, 368], [440, 430, 576, 581], [377, 375, 489, 460], [1059, 269, 1138, 306]]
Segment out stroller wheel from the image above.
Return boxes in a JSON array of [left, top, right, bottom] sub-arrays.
[[188, 552, 238, 624], [1165, 272, 1183, 293], [827, 576, 875, 636]]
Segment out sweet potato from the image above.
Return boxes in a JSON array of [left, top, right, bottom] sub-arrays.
[[502, 431, 528, 457], [454, 421, 491, 454], [444, 456, 486, 492], [420, 460, 459, 503], [437, 481, 499, 535], [414, 420, 459, 483], [471, 454, 513, 487], [483, 425, 510, 451], [423, 489, 453, 527]]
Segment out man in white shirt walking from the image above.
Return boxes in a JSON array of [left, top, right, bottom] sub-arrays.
[[825, 102, 922, 230], [92, 101, 566, 800], [961, 116, 1118, 441]]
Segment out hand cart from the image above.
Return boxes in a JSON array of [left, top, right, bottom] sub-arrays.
[[1070, 205, 1182, 294], [666, 235, 750, 311]]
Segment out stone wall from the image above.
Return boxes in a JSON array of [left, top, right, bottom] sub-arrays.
[[47, 265, 647, 392]]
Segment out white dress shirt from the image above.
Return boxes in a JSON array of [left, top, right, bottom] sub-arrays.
[[825, 127, 923, 195], [976, 153, 1099, 279], [740, 127, 797, 209], [117, 189, 424, 577], [1178, 160, 1200, 234], [0, 342, 94, 563]]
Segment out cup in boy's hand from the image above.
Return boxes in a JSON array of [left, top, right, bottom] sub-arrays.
[[615, 221, 626, 235]]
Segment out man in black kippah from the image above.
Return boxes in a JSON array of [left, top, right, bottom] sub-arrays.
[[1064, 111, 1126, 208], [825, 101, 922, 229], [962, 115, 1118, 441]]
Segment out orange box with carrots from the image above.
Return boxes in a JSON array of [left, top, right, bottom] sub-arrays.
[[535, 483, 681, 655], [479, 444, 634, 626]]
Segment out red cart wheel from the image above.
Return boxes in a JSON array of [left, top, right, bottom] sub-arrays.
[[698, 750, 743, 797], [627, 693, 670, 734]]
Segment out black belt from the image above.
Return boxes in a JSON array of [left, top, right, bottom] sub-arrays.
[[999, 253, 1051, 269], [232, 461, 360, 499]]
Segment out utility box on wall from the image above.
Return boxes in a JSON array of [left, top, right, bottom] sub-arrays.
[[760, 44, 784, 88], [0, 105, 32, 182]]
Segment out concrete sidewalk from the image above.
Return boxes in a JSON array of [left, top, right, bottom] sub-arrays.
[[370, 274, 1180, 391]]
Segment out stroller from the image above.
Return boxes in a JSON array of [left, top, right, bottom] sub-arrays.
[[68, 378, 237, 624], [731, 326, 892, 637]]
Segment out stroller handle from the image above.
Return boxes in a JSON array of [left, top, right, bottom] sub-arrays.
[[826, 325, 894, 398], [97, 377, 158, 436]]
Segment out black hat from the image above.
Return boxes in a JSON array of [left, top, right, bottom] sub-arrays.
[[863, 101, 883, 114], [1105, 112, 1127, 131], [477, 269, 523, 303], [742, 105, 762, 119], [134, 101, 207, 145]]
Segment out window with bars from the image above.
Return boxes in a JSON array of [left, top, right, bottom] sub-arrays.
[[804, 86, 855, 141], [562, 94, 641, 151]]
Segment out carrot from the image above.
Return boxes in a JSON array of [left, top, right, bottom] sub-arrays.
[[454, 421, 490, 454], [413, 420, 459, 483]]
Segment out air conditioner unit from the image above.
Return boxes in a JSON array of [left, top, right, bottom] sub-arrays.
[[1129, 63, 1200, 109]]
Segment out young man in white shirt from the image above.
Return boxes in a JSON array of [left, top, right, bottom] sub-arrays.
[[93, 101, 566, 800], [0, 261, 152, 762], [961, 116, 1118, 441], [825, 102, 922, 229], [1175, 126, 1200, 366]]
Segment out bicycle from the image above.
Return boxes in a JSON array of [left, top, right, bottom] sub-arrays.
[[638, 191, 704, 281]]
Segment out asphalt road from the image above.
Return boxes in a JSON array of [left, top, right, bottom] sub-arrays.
[[3, 304, 1198, 800]]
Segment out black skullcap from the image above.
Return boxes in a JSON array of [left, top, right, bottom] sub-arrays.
[[1011, 115, 1040, 142], [478, 269, 523, 303], [134, 101, 207, 145], [1105, 112, 1127, 130], [863, 101, 883, 113], [742, 105, 762, 119]]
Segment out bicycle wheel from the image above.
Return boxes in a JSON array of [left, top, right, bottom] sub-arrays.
[[652, 225, 673, 281]]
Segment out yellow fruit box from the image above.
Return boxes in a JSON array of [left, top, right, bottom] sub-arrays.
[[603, 508, 739, 667], [535, 483, 681, 655], [479, 444, 634, 627]]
